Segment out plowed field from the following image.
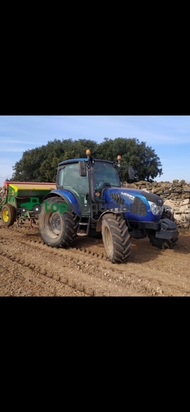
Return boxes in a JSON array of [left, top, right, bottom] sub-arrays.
[[0, 219, 190, 296]]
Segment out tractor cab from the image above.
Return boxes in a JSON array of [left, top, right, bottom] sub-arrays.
[[56, 159, 90, 214], [56, 151, 122, 216]]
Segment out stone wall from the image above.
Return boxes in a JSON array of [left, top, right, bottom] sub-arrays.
[[123, 179, 190, 229]]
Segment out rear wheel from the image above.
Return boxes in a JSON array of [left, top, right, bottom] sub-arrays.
[[101, 213, 131, 263], [38, 196, 79, 247], [1, 204, 16, 226]]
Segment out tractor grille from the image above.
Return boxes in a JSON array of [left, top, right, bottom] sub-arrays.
[[130, 197, 147, 216]]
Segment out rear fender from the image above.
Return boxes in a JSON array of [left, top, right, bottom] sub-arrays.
[[42, 190, 81, 215]]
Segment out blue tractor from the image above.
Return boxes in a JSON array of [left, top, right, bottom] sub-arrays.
[[38, 151, 178, 263]]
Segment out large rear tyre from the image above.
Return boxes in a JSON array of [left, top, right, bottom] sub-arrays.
[[38, 197, 79, 247], [1, 204, 16, 226], [101, 213, 131, 263]]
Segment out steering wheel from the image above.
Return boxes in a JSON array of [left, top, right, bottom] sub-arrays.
[[95, 180, 105, 191]]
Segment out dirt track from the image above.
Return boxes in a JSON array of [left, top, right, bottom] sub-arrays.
[[0, 219, 190, 296]]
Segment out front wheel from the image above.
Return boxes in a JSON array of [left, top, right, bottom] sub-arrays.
[[38, 196, 79, 247], [161, 209, 175, 222], [1, 204, 16, 226], [149, 208, 178, 249], [101, 213, 131, 263], [148, 232, 178, 249]]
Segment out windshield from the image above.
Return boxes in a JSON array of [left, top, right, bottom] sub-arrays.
[[57, 163, 89, 194], [94, 161, 120, 188]]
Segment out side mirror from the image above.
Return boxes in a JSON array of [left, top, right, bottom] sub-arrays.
[[78, 161, 86, 176], [128, 166, 135, 181]]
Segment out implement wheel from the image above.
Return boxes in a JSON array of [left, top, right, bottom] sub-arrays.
[[101, 213, 131, 263], [1, 204, 16, 226]]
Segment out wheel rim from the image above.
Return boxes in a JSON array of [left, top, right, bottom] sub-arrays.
[[44, 212, 61, 237], [2, 208, 9, 222], [50, 213, 61, 235]]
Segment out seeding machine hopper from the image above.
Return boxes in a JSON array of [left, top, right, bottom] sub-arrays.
[[0, 181, 56, 227]]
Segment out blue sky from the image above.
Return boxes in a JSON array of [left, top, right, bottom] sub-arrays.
[[0, 115, 190, 187]]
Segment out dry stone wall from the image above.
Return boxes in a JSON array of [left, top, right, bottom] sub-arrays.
[[124, 179, 190, 229]]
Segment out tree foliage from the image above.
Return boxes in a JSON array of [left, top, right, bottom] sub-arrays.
[[10, 137, 163, 182]]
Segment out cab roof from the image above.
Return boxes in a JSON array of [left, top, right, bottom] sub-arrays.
[[58, 158, 114, 166]]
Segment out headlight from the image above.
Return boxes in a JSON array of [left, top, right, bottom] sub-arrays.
[[148, 201, 162, 216]]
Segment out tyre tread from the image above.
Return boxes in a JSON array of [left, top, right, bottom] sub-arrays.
[[102, 213, 131, 263]]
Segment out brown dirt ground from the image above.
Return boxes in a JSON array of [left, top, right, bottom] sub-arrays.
[[0, 218, 190, 296]]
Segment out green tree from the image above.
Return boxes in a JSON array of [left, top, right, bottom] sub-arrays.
[[95, 137, 162, 182], [11, 138, 98, 182], [10, 137, 162, 183]]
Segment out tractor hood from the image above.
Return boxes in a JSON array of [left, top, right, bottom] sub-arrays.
[[101, 187, 163, 222]]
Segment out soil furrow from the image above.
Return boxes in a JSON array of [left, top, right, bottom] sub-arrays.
[[1, 222, 190, 296]]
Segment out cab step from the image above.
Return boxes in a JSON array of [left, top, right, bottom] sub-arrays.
[[77, 216, 90, 236]]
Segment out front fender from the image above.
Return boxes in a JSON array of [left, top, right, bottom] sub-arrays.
[[96, 210, 123, 232]]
